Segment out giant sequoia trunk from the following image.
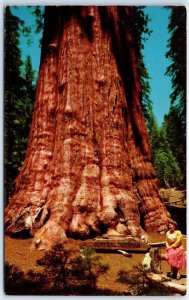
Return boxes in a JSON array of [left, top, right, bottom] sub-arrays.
[[5, 6, 170, 249]]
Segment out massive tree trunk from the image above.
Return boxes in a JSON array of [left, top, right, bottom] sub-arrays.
[[5, 6, 170, 249]]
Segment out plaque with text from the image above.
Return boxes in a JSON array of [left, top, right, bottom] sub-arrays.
[[80, 236, 150, 252]]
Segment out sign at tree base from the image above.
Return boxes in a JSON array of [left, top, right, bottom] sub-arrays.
[[80, 235, 150, 252]]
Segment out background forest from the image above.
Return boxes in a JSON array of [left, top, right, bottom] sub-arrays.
[[4, 6, 186, 205]]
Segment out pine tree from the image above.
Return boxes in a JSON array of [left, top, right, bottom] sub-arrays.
[[154, 125, 182, 187], [4, 6, 24, 202], [145, 109, 182, 187], [145, 108, 159, 154], [16, 55, 35, 172], [133, 7, 152, 117], [165, 6, 186, 185], [4, 8, 35, 204]]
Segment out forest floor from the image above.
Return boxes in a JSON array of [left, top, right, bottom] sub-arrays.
[[4, 234, 187, 295], [4, 189, 187, 296]]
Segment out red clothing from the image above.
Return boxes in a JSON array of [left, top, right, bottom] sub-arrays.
[[166, 247, 186, 269], [165, 230, 186, 269]]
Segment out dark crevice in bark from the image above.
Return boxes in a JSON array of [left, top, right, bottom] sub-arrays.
[[9, 229, 31, 239], [138, 203, 145, 230], [99, 7, 149, 156], [115, 206, 125, 223]]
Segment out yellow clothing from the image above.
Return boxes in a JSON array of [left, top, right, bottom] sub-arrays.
[[166, 230, 183, 250]]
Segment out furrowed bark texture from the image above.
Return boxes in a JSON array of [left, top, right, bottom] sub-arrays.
[[5, 7, 170, 249]]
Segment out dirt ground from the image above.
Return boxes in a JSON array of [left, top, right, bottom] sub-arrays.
[[4, 189, 187, 295], [4, 232, 187, 295]]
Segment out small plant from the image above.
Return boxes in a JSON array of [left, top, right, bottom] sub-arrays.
[[70, 247, 110, 292], [4, 261, 46, 295], [117, 263, 173, 296], [37, 243, 77, 293], [118, 264, 148, 295], [4, 262, 24, 294], [37, 244, 109, 294]]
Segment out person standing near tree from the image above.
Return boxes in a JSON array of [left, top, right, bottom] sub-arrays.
[[165, 220, 186, 280]]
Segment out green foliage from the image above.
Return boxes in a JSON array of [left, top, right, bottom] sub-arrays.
[[4, 7, 36, 204], [37, 244, 109, 294], [154, 149, 182, 187], [31, 6, 44, 35], [4, 262, 24, 295], [117, 264, 148, 295], [132, 8, 183, 188], [146, 108, 182, 188], [71, 247, 109, 278], [165, 7, 186, 112], [5, 245, 110, 295], [163, 106, 186, 186], [145, 107, 159, 150], [134, 8, 152, 47], [4, 6, 23, 201], [144, 7, 186, 188], [5, 261, 47, 295], [164, 7, 186, 186], [133, 7, 152, 114], [117, 264, 172, 296], [37, 243, 74, 293]]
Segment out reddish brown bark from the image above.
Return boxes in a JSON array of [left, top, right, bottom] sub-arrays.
[[5, 6, 171, 249]]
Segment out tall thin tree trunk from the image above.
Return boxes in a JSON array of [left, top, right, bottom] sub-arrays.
[[5, 6, 170, 249]]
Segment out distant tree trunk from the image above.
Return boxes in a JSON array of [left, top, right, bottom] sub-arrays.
[[5, 6, 170, 249]]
